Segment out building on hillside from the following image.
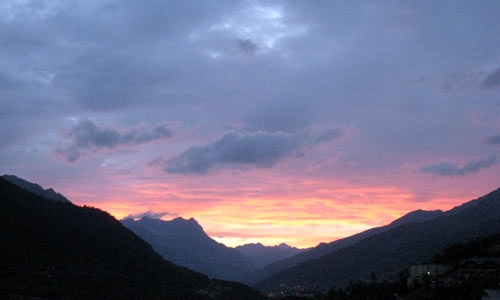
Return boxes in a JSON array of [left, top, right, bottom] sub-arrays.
[[407, 264, 450, 287], [458, 258, 500, 280]]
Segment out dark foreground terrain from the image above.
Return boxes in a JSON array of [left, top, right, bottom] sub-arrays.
[[0, 177, 264, 300]]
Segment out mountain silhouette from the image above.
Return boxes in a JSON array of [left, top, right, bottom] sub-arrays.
[[0, 177, 264, 300], [2, 174, 70, 203], [256, 188, 500, 292], [121, 216, 255, 281], [245, 208, 443, 285], [236, 243, 306, 269]]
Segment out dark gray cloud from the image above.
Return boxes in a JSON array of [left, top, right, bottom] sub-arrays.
[[54, 52, 176, 112], [482, 67, 500, 88], [486, 135, 500, 145], [58, 120, 172, 162], [164, 131, 304, 174], [420, 156, 497, 177], [236, 38, 258, 55], [315, 128, 343, 144], [123, 210, 178, 220], [164, 129, 342, 174]]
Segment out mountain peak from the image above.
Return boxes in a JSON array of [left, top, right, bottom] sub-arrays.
[[126, 215, 205, 237], [237, 242, 263, 248], [235, 242, 305, 270], [278, 243, 292, 249], [237, 242, 295, 250], [121, 214, 254, 281], [1, 174, 70, 203], [171, 216, 200, 226], [388, 209, 444, 228]]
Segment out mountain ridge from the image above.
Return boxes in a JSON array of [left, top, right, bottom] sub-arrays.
[[121, 215, 255, 282], [244, 207, 444, 285], [2, 174, 70, 203], [235, 242, 306, 269], [255, 187, 500, 292], [0, 176, 265, 299]]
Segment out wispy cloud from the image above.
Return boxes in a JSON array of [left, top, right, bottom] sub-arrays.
[[420, 156, 498, 177], [123, 210, 178, 220], [57, 120, 173, 162]]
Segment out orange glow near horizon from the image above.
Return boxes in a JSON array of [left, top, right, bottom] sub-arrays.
[[65, 171, 481, 248]]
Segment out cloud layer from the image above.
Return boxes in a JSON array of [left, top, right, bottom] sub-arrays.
[[58, 120, 172, 162], [420, 156, 498, 177]]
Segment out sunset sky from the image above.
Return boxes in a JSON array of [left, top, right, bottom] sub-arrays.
[[2, 0, 500, 248]]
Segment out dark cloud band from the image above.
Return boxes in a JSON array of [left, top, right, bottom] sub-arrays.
[[57, 120, 173, 162], [482, 67, 500, 88], [420, 155, 497, 177], [315, 128, 343, 144], [486, 135, 500, 145], [164, 129, 341, 175]]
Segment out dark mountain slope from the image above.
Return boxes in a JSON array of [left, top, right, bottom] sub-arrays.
[[256, 188, 500, 292], [0, 177, 264, 300], [236, 243, 305, 269], [246, 209, 443, 284], [389, 209, 443, 227], [2, 174, 70, 203], [121, 217, 255, 282], [434, 232, 500, 265]]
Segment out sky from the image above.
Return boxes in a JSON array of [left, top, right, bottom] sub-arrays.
[[1, 0, 500, 248]]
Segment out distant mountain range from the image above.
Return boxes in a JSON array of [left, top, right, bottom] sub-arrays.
[[236, 242, 306, 269], [5, 173, 500, 298], [0, 177, 264, 299], [255, 188, 500, 292], [121, 216, 254, 282], [245, 209, 444, 285], [119, 201, 450, 287], [121, 216, 305, 282]]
